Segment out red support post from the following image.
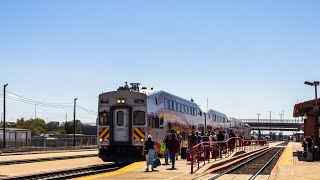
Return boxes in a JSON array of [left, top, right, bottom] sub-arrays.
[[191, 146, 194, 174], [197, 145, 200, 170]]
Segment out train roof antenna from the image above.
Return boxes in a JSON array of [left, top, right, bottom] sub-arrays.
[[130, 83, 140, 91]]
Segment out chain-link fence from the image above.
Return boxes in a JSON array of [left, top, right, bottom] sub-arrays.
[[0, 135, 97, 149]]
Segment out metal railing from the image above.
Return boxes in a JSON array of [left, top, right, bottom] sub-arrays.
[[190, 137, 268, 174]]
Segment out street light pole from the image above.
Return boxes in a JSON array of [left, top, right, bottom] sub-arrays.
[[304, 81, 319, 106], [3, 84, 8, 149], [73, 98, 77, 147]]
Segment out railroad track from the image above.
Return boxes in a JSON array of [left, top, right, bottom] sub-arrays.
[[210, 142, 287, 180], [2, 163, 125, 180], [0, 154, 98, 166]]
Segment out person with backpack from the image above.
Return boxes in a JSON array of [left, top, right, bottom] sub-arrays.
[[142, 135, 156, 172]]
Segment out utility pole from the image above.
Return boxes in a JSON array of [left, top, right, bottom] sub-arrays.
[[73, 98, 77, 147], [257, 113, 261, 138], [35, 105, 36, 119], [3, 84, 8, 149], [65, 113, 68, 134]]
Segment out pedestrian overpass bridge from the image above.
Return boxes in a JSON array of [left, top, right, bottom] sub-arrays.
[[240, 119, 303, 131]]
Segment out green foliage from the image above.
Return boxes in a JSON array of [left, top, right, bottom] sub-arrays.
[[16, 118, 46, 136], [46, 121, 60, 134], [60, 120, 84, 134], [15, 118, 85, 136]]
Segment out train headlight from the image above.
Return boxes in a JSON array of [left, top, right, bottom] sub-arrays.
[[99, 138, 103, 142], [117, 99, 126, 104], [140, 138, 144, 142]]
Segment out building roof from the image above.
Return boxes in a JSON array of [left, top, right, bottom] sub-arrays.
[[293, 99, 320, 117], [0, 128, 32, 131]]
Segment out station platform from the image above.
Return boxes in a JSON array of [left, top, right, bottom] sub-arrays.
[[269, 142, 320, 180], [78, 142, 281, 180]]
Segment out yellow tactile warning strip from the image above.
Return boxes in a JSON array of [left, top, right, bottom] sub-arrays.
[[76, 161, 145, 180], [278, 142, 293, 166]]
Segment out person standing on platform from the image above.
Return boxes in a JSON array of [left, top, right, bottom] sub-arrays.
[[142, 135, 156, 172], [176, 131, 183, 160], [217, 131, 224, 157], [168, 133, 179, 169], [163, 133, 170, 165]]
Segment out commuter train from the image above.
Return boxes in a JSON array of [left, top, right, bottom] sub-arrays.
[[97, 83, 250, 163]]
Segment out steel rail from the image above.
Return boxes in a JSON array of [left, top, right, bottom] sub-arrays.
[[248, 146, 284, 180], [209, 147, 276, 180]]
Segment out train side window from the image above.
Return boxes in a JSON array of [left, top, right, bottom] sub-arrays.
[[117, 111, 124, 126], [173, 101, 177, 111], [133, 111, 145, 125], [185, 105, 188, 114], [169, 100, 173, 110], [159, 117, 164, 129], [181, 104, 185, 113], [177, 103, 181, 112], [164, 99, 169, 109], [155, 98, 158, 105], [99, 111, 110, 126]]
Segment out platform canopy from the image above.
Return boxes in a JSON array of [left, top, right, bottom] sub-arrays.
[[293, 99, 320, 117]]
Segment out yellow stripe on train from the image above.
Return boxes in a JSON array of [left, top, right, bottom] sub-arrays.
[[134, 133, 141, 142], [104, 133, 110, 141], [134, 128, 145, 138], [99, 128, 109, 138]]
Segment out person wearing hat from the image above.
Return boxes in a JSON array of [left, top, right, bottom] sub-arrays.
[[142, 135, 156, 172]]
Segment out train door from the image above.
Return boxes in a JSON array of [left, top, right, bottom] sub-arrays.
[[113, 109, 129, 142]]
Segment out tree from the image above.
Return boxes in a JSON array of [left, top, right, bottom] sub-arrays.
[[60, 120, 84, 134], [16, 118, 46, 136], [46, 122, 60, 134]]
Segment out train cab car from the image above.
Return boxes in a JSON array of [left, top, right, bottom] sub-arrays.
[[97, 83, 147, 163]]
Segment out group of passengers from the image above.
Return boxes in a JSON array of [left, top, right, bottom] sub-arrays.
[[142, 128, 239, 172], [187, 129, 238, 159], [142, 129, 182, 172]]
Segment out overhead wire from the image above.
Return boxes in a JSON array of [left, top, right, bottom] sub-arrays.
[[6, 91, 73, 106], [6, 96, 73, 108], [76, 103, 97, 115]]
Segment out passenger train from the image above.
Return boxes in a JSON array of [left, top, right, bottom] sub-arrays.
[[97, 83, 250, 162]]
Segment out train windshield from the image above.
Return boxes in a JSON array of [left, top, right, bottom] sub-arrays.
[[133, 111, 145, 125], [99, 111, 110, 126]]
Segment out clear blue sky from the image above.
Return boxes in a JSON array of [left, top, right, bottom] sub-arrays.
[[0, 1, 319, 124]]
